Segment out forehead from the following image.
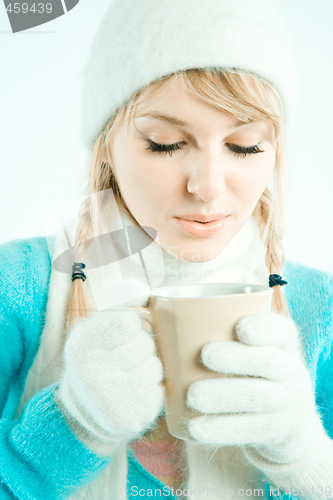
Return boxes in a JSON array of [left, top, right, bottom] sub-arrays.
[[135, 77, 229, 118], [124, 75, 276, 142]]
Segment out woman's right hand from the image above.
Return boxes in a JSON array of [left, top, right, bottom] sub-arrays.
[[54, 309, 165, 455]]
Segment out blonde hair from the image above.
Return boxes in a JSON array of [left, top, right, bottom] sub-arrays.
[[66, 68, 289, 330]]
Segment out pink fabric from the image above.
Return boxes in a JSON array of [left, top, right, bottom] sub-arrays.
[[130, 439, 183, 477]]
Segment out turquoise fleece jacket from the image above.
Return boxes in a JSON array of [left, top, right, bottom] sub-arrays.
[[0, 236, 332, 500]]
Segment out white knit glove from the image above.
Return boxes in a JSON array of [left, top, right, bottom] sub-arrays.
[[54, 283, 165, 457], [186, 313, 333, 499]]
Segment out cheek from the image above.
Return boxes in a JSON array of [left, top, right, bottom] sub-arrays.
[[114, 147, 183, 216], [112, 143, 151, 196], [231, 156, 275, 206], [123, 159, 172, 199]]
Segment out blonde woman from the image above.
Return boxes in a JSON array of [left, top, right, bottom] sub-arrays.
[[0, 1, 332, 499]]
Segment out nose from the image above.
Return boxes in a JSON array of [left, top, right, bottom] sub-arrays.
[[186, 149, 227, 202]]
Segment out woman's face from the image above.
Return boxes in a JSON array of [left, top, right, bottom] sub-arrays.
[[111, 78, 277, 262]]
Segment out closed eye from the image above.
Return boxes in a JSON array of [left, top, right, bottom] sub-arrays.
[[226, 143, 265, 159], [145, 140, 265, 158], [145, 140, 184, 156]]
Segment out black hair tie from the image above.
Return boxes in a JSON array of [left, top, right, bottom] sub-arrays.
[[269, 274, 288, 288], [72, 262, 87, 282]]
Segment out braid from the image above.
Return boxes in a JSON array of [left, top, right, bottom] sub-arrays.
[[253, 188, 290, 316], [65, 202, 93, 332], [65, 115, 127, 331]]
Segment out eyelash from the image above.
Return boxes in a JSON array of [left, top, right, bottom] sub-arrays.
[[146, 141, 265, 159]]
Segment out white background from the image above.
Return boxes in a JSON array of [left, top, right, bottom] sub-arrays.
[[0, 0, 332, 273]]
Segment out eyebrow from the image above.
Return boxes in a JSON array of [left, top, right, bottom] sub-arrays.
[[135, 112, 251, 129]]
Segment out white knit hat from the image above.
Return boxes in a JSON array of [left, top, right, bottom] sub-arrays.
[[80, 0, 297, 149]]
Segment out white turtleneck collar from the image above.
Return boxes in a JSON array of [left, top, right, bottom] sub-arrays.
[[158, 215, 269, 288]]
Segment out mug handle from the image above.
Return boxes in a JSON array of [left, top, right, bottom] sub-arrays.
[[127, 302, 153, 326]]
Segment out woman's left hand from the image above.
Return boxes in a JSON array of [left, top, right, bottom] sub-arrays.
[[186, 313, 325, 465]]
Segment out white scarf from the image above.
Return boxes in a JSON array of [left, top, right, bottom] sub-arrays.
[[14, 206, 270, 499]]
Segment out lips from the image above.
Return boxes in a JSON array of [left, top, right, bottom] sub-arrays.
[[177, 213, 229, 223], [174, 214, 230, 237]]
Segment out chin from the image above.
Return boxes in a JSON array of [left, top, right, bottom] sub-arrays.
[[162, 239, 229, 263]]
